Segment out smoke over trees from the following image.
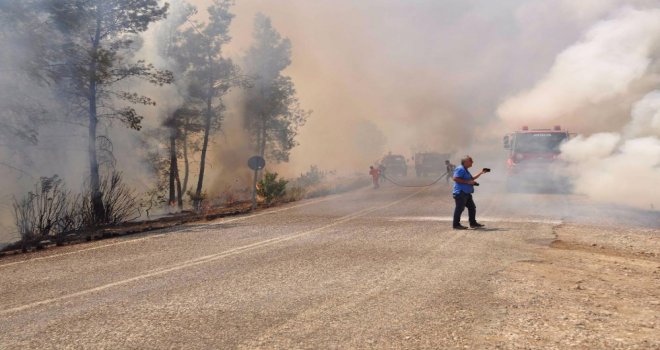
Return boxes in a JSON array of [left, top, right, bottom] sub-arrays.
[[242, 13, 309, 162], [168, 0, 247, 210], [0, 0, 177, 242], [0, 0, 54, 163], [153, 0, 198, 209], [44, 0, 172, 224], [0, 0, 314, 246]]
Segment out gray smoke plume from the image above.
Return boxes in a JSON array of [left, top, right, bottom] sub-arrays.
[[498, 6, 660, 210], [214, 0, 660, 175]]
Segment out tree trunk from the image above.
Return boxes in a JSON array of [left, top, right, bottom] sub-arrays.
[[194, 97, 212, 211], [88, 13, 105, 225], [182, 127, 189, 198], [259, 115, 267, 158], [172, 127, 183, 210], [251, 168, 258, 210], [255, 119, 262, 155], [168, 129, 177, 206], [194, 53, 216, 211], [175, 170, 183, 209]]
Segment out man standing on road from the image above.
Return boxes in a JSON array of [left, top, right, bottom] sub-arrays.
[[452, 156, 488, 229]]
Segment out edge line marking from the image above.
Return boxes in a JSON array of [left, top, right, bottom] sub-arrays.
[[0, 192, 351, 268]]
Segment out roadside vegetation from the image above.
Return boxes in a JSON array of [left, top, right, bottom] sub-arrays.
[[4, 165, 369, 254], [12, 173, 138, 252]]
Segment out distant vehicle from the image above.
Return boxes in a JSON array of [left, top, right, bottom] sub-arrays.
[[503, 125, 572, 192], [414, 152, 450, 177], [380, 154, 408, 177]]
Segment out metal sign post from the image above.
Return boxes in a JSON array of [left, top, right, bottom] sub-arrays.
[[247, 156, 266, 210]]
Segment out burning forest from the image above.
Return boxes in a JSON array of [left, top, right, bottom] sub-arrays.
[[0, 0, 314, 250]]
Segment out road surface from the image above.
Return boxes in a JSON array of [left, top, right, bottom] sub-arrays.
[[0, 179, 658, 349]]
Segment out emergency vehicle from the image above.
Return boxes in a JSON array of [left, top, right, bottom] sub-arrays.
[[380, 153, 408, 177], [413, 152, 450, 177], [503, 126, 572, 192]]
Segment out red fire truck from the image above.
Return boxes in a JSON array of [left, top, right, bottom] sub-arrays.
[[503, 126, 572, 192]]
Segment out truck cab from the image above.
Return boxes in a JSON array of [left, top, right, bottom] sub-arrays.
[[380, 154, 408, 177], [503, 126, 571, 192], [414, 152, 450, 177]]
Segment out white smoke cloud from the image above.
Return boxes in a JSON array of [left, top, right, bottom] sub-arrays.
[[561, 133, 660, 209], [498, 4, 660, 210], [625, 90, 660, 138], [498, 7, 660, 125], [560, 90, 660, 210], [560, 133, 620, 163]]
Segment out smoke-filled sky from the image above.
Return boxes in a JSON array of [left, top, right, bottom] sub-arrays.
[[197, 0, 658, 209], [221, 0, 574, 169], [187, 0, 657, 172]]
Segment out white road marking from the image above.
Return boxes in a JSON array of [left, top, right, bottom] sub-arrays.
[[0, 193, 346, 269], [0, 234, 167, 269], [0, 188, 426, 315], [187, 194, 342, 228]]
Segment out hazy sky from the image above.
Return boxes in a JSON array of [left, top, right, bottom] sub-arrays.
[[196, 0, 659, 209]]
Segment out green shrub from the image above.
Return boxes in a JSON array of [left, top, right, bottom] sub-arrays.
[[283, 186, 306, 202], [187, 190, 207, 212], [292, 165, 326, 188], [257, 171, 288, 205], [13, 175, 70, 249]]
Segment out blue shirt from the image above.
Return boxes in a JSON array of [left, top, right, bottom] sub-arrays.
[[452, 165, 474, 195]]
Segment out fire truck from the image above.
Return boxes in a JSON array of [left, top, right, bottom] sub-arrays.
[[503, 126, 572, 192], [380, 153, 408, 177]]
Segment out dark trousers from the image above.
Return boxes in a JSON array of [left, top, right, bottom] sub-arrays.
[[453, 191, 476, 226]]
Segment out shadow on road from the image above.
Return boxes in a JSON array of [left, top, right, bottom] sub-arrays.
[[472, 228, 509, 232]]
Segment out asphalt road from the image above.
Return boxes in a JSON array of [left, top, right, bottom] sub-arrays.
[[0, 179, 657, 349]]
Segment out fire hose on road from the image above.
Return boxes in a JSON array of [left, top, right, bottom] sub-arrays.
[[381, 172, 449, 188]]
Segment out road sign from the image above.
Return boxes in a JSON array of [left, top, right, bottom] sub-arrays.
[[248, 155, 266, 210], [248, 156, 266, 171]]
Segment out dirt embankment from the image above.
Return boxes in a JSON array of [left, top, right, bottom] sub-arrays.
[[483, 224, 659, 349]]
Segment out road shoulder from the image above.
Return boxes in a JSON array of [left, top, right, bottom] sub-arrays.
[[481, 223, 660, 349]]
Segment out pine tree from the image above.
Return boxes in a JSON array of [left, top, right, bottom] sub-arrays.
[[174, 0, 245, 210], [243, 13, 309, 162], [45, 0, 172, 224], [154, 0, 199, 209]]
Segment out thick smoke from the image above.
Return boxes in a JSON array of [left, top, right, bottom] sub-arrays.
[[214, 0, 660, 175], [3, 0, 659, 244], [498, 7, 660, 129], [626, 90, 660, 138], [559, 91, 660, 209], [213, 0, 572, 173], [498, 6, 660, 209]]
